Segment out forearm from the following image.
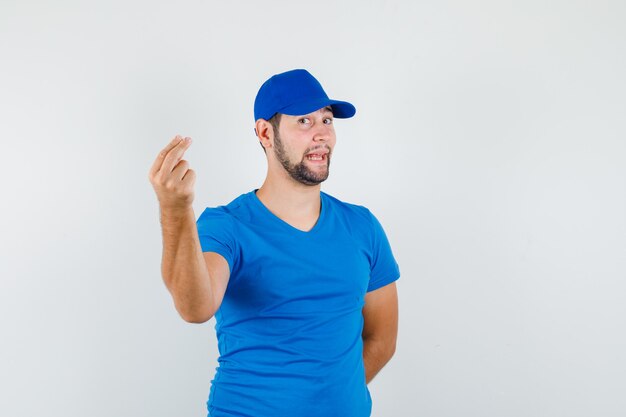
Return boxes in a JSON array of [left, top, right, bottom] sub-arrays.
[[362, 336, 395, 385], [160, 206, 214, 322]]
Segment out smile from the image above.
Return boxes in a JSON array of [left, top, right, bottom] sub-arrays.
[[306, 153, 327, 163]]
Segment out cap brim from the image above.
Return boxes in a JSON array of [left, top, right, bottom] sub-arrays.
[[279, 98, 356, 119]]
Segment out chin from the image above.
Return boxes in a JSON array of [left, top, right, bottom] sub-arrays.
[[300, 174, 328, 186]]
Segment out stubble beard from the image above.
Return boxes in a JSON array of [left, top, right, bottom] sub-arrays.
[[273, 131, 331, 186]]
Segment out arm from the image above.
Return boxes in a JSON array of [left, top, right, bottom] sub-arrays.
[[160, 206, 219, 323], [362, 281, 398, 384], [149, 135, 228, 323]]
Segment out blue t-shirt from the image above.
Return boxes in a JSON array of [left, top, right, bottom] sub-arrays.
[[195, 189, 400, 417]]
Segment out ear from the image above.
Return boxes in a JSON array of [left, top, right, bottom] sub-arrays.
[[255, 119, 273, 150]]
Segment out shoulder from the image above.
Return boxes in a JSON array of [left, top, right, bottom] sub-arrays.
[[196, 190, 252, 228], [322, 191, 377, 227]]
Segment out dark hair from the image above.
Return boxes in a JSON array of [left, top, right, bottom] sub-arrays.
[[259, 113, 282, 154]]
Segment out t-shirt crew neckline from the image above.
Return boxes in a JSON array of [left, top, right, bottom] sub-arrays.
[[250, 188, 327, 235]]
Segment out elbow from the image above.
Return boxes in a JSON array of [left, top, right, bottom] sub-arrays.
[[388, 344, 397, 359], [177, 304, 214, 324], [363, 335, 397, 360], [181, 310, 213, 324], [183, 315, 212, 324], [167, 285, 216, 324], [383, 341, 397, 361]]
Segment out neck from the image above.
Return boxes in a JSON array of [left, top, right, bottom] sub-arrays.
[[256, 170, 322, 219]]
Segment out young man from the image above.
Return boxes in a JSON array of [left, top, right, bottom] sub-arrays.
[[149, 69, 400, 417]]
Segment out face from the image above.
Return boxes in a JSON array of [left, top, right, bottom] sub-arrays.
[[272, 106, 336, 186]]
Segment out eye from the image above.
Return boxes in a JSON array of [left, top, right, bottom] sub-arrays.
[[298, 117, 311, 124], [324, 117, 333, 124]]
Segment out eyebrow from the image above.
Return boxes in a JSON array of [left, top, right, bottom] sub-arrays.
[[321, 106, 333, 114]]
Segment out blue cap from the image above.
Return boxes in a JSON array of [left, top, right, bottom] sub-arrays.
[[254, 69, 356, 123]]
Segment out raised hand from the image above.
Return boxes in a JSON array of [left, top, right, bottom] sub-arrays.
[[148, 135, 196, 212]]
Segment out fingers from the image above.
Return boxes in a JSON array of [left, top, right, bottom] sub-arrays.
[[181, 167, 196, 188], [160, 136, 192, 174], [171, 159, 190, 181], [149, 135, 192, 177], [150, 135, 182, 175], [148, 135, 197, 211]]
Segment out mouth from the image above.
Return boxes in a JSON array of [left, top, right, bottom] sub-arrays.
[[305, 153, 328, 164]]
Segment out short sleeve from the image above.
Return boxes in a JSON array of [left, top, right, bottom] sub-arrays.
[[366, 209, 401, 292], [196, 207, 237, 273]]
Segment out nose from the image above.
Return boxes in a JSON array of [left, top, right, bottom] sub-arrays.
[[312, 120, 334, 142]]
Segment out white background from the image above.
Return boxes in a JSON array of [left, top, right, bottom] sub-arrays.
[[1, 1, 625, 416]]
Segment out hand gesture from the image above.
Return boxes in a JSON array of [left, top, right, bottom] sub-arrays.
[[148, 135, 195, 212]]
